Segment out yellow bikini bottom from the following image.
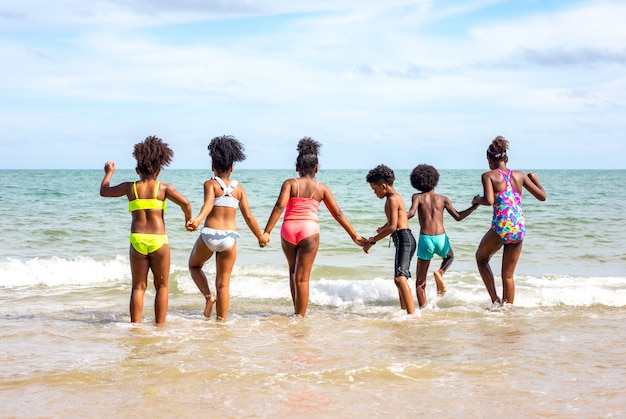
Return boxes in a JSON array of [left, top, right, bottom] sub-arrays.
[[129, 233, 169, 255]]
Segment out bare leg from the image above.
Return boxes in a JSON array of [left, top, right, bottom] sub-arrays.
[[294, 235, 320, 317], [433, 271, 447, 297], [501, 242, 523, 304], [149, 244, 171, 324], [188, 236, 216, 317], [476, 230, 504, 304], [415, 258, 430, 308], [435, 249, 454, 297], [282, 235, 319, 317], [397, 289, 406, 310], [129, 246, 149, 323], [203, 295, 216, 317], [281, 238, 298, 310], [214, 245, 237, 321], [395, 276, 415, 314]]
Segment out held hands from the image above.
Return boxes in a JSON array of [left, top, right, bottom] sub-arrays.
[[472, 194, 481, 206], [354, 235, 367, 248], [186, 218, 201, 232], [362, 237, 376, 254], [258, 232, 270, 248], [528, 172, 539, 183]]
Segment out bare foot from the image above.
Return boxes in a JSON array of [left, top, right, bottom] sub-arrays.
[[434, 270, 447, 297], [203, 294, 216, 318]]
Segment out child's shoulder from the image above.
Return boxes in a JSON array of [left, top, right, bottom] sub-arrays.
[[389, 191, 406, 204]]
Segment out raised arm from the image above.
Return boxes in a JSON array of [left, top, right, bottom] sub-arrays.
[[186, 180, 216, 231], [99, 161, 129, 198], [524, 172, 547, 201]]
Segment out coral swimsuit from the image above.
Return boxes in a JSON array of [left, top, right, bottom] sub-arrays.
[[280, 179, 321, 245]]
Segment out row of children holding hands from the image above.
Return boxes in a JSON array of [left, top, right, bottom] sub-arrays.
[[100, 135, 545, 323]]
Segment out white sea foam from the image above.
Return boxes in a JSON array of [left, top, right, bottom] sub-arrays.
[[2, 257, 625, 308], [0, 256, 129, 287]]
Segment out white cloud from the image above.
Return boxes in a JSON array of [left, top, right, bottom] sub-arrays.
[[0, 0, 624, 169]]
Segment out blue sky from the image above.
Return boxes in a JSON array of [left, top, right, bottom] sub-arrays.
[[1, 0, 624, 170]]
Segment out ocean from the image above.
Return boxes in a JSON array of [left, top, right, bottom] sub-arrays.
[[0, 169, 624, 417]]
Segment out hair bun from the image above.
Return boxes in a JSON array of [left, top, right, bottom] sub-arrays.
[[297, 137, 321, 155]]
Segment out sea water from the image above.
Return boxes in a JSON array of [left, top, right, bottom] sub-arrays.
[[0, 169, 624, 417]]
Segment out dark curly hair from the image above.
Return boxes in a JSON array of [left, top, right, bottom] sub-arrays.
[[133, 135, 173, 175], [208, 135, 246, 173], [296, 137, 321, 176], [410, 164, 439, 192], [487, 135, 509, 162], [366, 164, 395, 185]]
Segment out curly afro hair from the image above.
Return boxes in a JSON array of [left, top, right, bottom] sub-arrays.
[[366, 164, 395, 185], [487, 135, 509, 162], [410, 164, 439, 192], [208, 135, 246, 173], [295, 137, 321, 176], [133, 135, 173, 175]]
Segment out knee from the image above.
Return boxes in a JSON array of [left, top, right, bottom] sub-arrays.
[[132, 283, 147, 291], [475, 251, 489, 265], [188, 260, 203, 271], [394, 277, 406, 287]]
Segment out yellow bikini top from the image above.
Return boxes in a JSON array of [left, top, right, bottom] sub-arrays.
[[128, 181, 167, 213]]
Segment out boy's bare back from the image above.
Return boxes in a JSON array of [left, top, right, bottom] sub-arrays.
[[409, 191, 447, 236], [409, 191, 473, 236]]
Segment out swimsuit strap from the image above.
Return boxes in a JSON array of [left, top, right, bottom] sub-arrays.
[[133, 181, 160, 199], [293, 178, 318, 199], [309, 181, 320, 199], [496, 168, 511, 185], [214, 177, 237, 194], [214, 176, 227, 191]]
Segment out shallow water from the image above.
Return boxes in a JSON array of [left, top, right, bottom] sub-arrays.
[[0, 169, 625, 417]]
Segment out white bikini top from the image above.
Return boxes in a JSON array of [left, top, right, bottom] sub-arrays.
[[213, 177, 240, 209]]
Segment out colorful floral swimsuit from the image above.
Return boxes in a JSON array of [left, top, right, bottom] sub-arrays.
[[491, 168, 525, 244]]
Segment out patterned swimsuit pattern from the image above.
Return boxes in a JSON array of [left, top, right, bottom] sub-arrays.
[[491, 168, 525, 244]]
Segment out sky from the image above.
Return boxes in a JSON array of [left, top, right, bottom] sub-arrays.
[[0, 0, 625, 170]]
